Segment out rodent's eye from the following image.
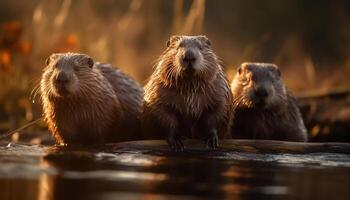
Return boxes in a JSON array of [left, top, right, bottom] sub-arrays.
[[269, 72, 278, 82], [241, 78, 247, 85], [241, 79, 249, 86], [252, 74, 258, 82], [247, 76, 252, 82], [178, 42, 185, 48], [271, 76, 280, 83], [241, 75, 251, 85], [198, 45, 203, 50], [74, 65, 80, 72]]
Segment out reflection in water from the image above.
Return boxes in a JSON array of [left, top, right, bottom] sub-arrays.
[[64, 170, 167, 181], [95, 152, 165, 167], [38, 174, 54, 200], [0, 179, 39, 200], [0, 144, 349, 200]]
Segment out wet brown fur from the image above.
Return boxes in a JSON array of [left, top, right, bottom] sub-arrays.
[[142, 35, 233, 149], [40, 53, 143, 145], [230, 62, 307, 142]]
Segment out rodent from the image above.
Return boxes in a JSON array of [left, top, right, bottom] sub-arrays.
[[230, 62, 308, 142], [142, 35, 233, 151], [40, 52, 143, 145]]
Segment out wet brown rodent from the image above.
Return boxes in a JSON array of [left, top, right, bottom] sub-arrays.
[[40, 53, 143, 145], [142, 35, 233, 151], [230, 62, 307, 142]]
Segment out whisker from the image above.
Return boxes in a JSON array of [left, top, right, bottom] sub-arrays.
[[30, 83, 41, 104]]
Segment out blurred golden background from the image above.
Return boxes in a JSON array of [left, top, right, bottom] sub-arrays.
[[0, 0, 350, 140]]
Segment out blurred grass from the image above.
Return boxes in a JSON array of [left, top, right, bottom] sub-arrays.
[[0, 0, 350, 136]]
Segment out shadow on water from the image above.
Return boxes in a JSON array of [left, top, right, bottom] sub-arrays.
[[0, 142, 350, 200]]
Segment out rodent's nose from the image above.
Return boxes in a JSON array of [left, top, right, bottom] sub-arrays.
[[183, 50, 196, 64], [255, 86, 268, 98], [56, 72, 69, 84]]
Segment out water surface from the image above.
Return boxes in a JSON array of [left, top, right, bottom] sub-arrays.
[[0, 142, 349, 200]]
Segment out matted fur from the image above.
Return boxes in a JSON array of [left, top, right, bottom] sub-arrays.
[[142, 35, 233, 149], [40, 53, 143, 145], [230, 62, 307, 142]]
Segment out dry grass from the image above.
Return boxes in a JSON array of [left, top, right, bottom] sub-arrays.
[[0, 0, 350, 131]]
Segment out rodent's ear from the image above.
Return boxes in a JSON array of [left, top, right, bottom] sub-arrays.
[[77, 54, 94, 68], [45, 54, 56, 66], [269, 64, 281, 77], [86, 57, 94, 68], [166, 35, 181, 47], [238, 66, 243, 75], [166, 40, 171, 47], [198, 35, 211, 46], [238, 63, 248, 75], [45, 57, 50, 66], [276, 68, 281, 77]]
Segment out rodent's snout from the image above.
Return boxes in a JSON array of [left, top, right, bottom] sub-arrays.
[[55, 71, 69, 85], [254, 86, 268, 99], [249, 85, 270, 106], [182, 49, 196, 70], [53, 71, 70, 96]]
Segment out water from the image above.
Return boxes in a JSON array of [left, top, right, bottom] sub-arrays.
[[0, 142, 349, 200]]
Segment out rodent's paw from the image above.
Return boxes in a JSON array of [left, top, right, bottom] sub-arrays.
[[205, 129, 219, 149], [166, 133, 184, 152]]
